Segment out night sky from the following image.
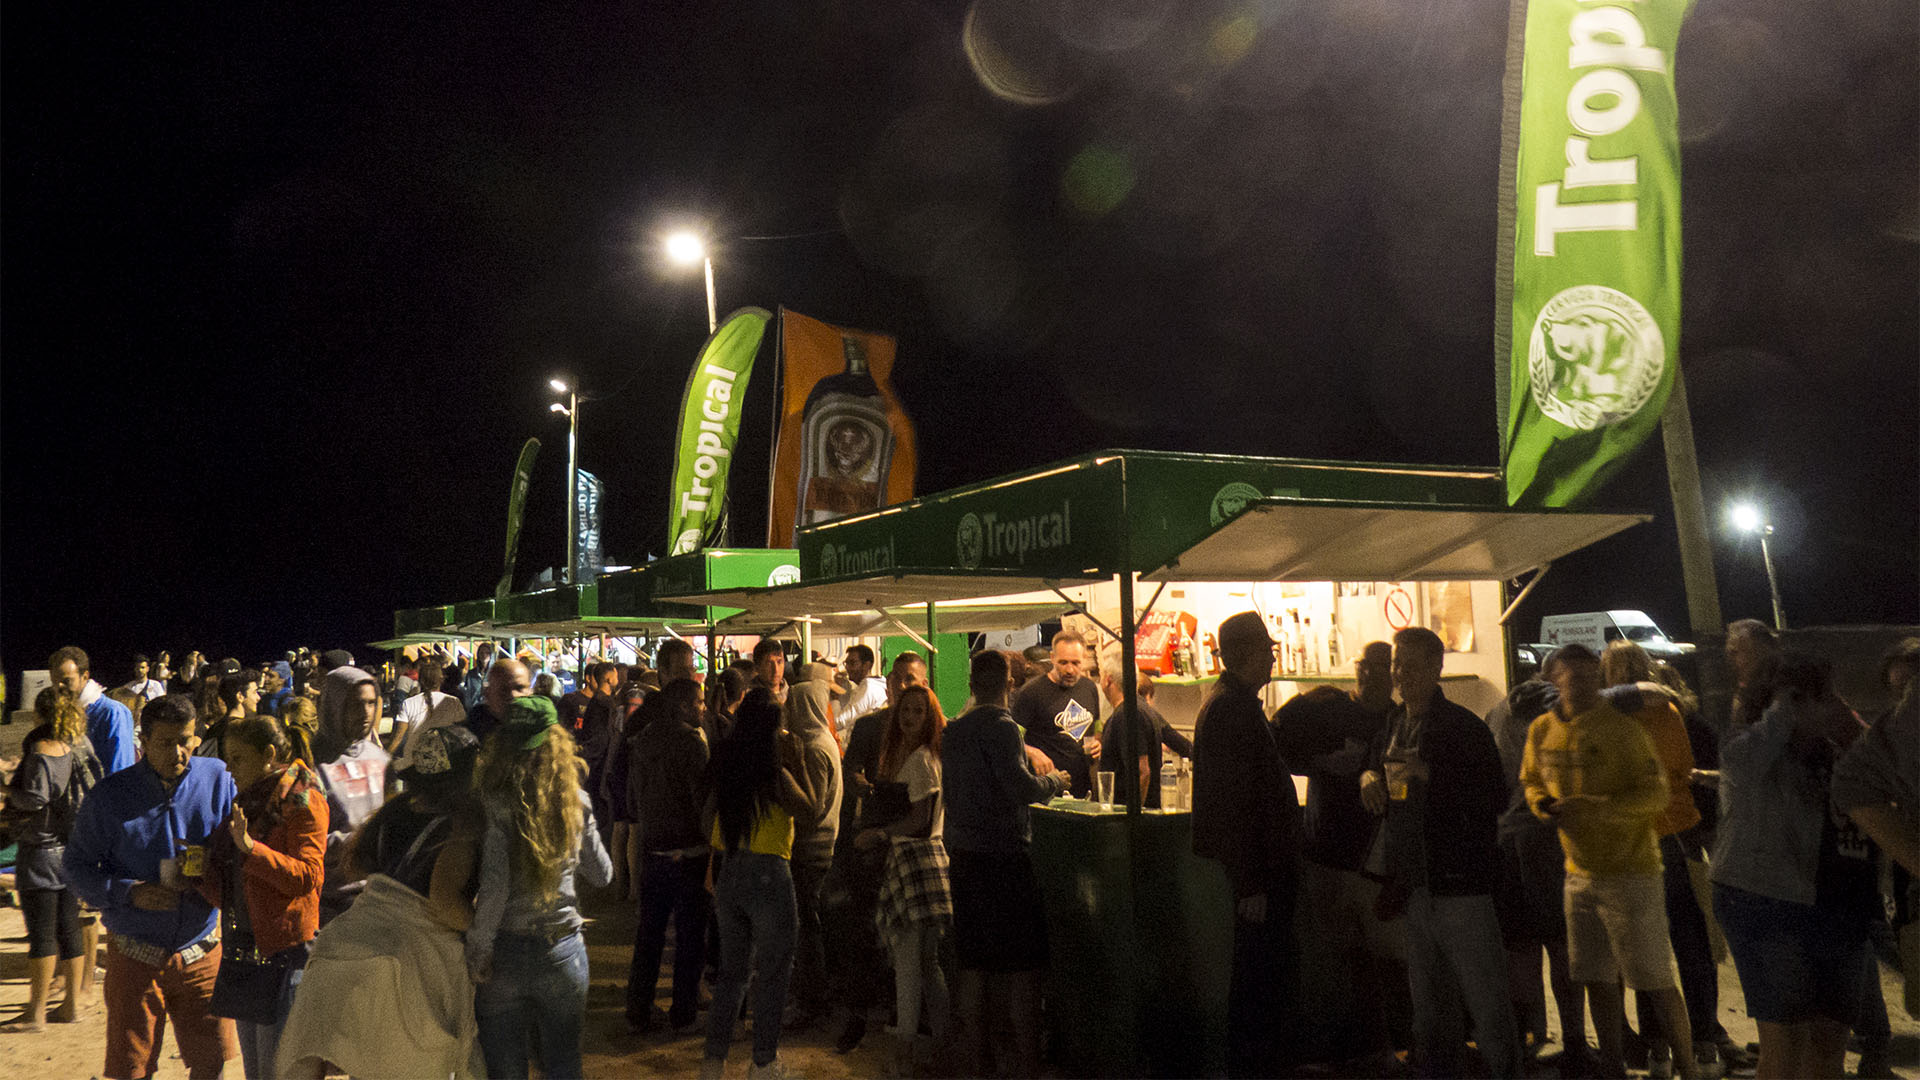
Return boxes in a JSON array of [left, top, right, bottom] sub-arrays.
[[4, 1, 1914, 680]]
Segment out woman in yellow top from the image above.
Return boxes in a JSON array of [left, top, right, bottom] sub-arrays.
[[700, 689, 815, 1080]]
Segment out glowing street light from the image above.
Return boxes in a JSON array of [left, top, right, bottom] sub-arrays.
[[551, 376, 582, 584], [664, 231, 717, 334], [1730, 502, 1785, 630]]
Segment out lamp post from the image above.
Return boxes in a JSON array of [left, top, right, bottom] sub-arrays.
[[665, 231, 717, 333], [1730, 503, 1786, 630], [550, 378, 578, 585]]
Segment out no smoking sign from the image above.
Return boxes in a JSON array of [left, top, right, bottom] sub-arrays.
[[1384, 587, 1415, 631]]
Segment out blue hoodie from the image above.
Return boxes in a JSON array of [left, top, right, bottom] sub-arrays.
[[63, 756, 237, 951], [81, 680, 137, 774]]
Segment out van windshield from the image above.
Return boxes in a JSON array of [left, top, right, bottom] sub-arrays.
[[1623, 625, 1664, 642]]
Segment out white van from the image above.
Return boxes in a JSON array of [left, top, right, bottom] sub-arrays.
[[1539, 610, 1692, 659]]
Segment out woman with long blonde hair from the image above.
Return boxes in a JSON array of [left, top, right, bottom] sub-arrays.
[[466, 695, 611, 1079]]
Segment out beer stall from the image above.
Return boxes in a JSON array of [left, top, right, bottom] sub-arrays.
[[662, 449, 1647, 1076]]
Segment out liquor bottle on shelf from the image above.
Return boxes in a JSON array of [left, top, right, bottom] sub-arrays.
[[1303, 616, 1321, 675], [1174, 631, 1194, 677], [1275, 615, 1295, 676], [793, 333, 894, 540], [1204, 633, 1222, 676], [1290, 610, 1308, 675], [1328, 623, 1344, 671]]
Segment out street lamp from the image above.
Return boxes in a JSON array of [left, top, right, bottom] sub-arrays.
[[665, 231, 717, 333], [1730, 502, 1786, 630], [551, 378, 580, 585]]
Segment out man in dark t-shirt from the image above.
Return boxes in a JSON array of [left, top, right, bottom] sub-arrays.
[[1011, 630, 1102, 797]]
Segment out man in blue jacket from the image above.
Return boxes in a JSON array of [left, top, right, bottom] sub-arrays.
[[50, 646, 136, 774], [64, 695, 238, 1080]]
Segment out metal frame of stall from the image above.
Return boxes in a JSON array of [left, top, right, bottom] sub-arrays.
[[664, 449, 1648, 808]]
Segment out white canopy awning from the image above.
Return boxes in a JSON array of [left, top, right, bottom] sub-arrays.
[[728, 600, 1078, 640], [1148, 499, 1649, 583], [669, 575, 1105, 650]]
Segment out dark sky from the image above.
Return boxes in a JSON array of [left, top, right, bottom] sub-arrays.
[[4, 1, 1914, 679]]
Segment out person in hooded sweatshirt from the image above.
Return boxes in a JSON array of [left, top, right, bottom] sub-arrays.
[[781, 663, 844, 1030], [313, 666, 391, 922], [49, 646, 137, 774]]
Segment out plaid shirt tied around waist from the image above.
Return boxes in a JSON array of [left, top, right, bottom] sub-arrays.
[[876, 835, 952, 936]]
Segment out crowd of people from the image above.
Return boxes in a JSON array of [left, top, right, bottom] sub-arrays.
[[0, 623, 1913, 1080]]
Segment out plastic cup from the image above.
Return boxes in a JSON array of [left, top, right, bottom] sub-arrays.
[[1096, 771, 1116, 810]]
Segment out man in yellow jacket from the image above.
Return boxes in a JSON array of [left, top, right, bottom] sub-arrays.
[[1521, 644, 1696, 1080]]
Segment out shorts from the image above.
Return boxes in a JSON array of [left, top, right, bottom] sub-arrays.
[[1713, 882, 1867, 1025], [1564, 872, 1677, 990], [21, 887, 83, 960], [1495, 824, 1568, 949], [104, 938, 238, 1079], [948, 849, 1048, 973]]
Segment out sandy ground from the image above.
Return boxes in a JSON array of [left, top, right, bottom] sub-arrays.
[[1, 884, 1913, 1079]]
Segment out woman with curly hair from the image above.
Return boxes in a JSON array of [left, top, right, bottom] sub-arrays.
[[853, 683, 953, 1073], [1, 687, 103, 1030], [467, 695, 612, 1080], [196, 716, 327, 1079]]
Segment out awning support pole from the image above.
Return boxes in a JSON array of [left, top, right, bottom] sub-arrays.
[[1500, 563, 1552, 625], [1118, 571, 1141, 814], [925, 602, 938, 706], [1135, 580, 1168, 626], [1043, 581, 1122, 644], [875, 609, 938, 656]]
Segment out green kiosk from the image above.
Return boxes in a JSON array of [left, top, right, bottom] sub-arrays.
[[666, 449, 1646, 1077]]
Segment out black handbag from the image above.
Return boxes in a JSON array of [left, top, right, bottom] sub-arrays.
[[208, 858, 304, 1025]]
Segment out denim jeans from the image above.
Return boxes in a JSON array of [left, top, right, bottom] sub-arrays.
[[629, 852, 711, 1027], [236, 960, 304, 1080], [1405, 888, 1519, 1079], [1638, 836, 1724, 1043], [705, 852, 798, 1067], [790, 859, 832, 1016], [475, 931, 590, 1080]]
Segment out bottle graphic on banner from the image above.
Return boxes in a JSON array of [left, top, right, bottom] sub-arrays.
[[795, 334, 894, 532]]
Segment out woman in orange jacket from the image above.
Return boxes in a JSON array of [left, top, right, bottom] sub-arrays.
[[198, 715, 328, 1080]]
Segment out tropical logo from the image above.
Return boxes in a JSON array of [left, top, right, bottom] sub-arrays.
[[768, 564, 801, 587], [956, 512, 985, 570], [1209, 482, 1265, 527], [1528, 285, 1665, 431]]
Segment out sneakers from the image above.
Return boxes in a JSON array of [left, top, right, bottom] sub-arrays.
[[746, 1058, 803, 1080], [1647, 1045, 1674, 1080], [1693, 1042, 1724, 1080]]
